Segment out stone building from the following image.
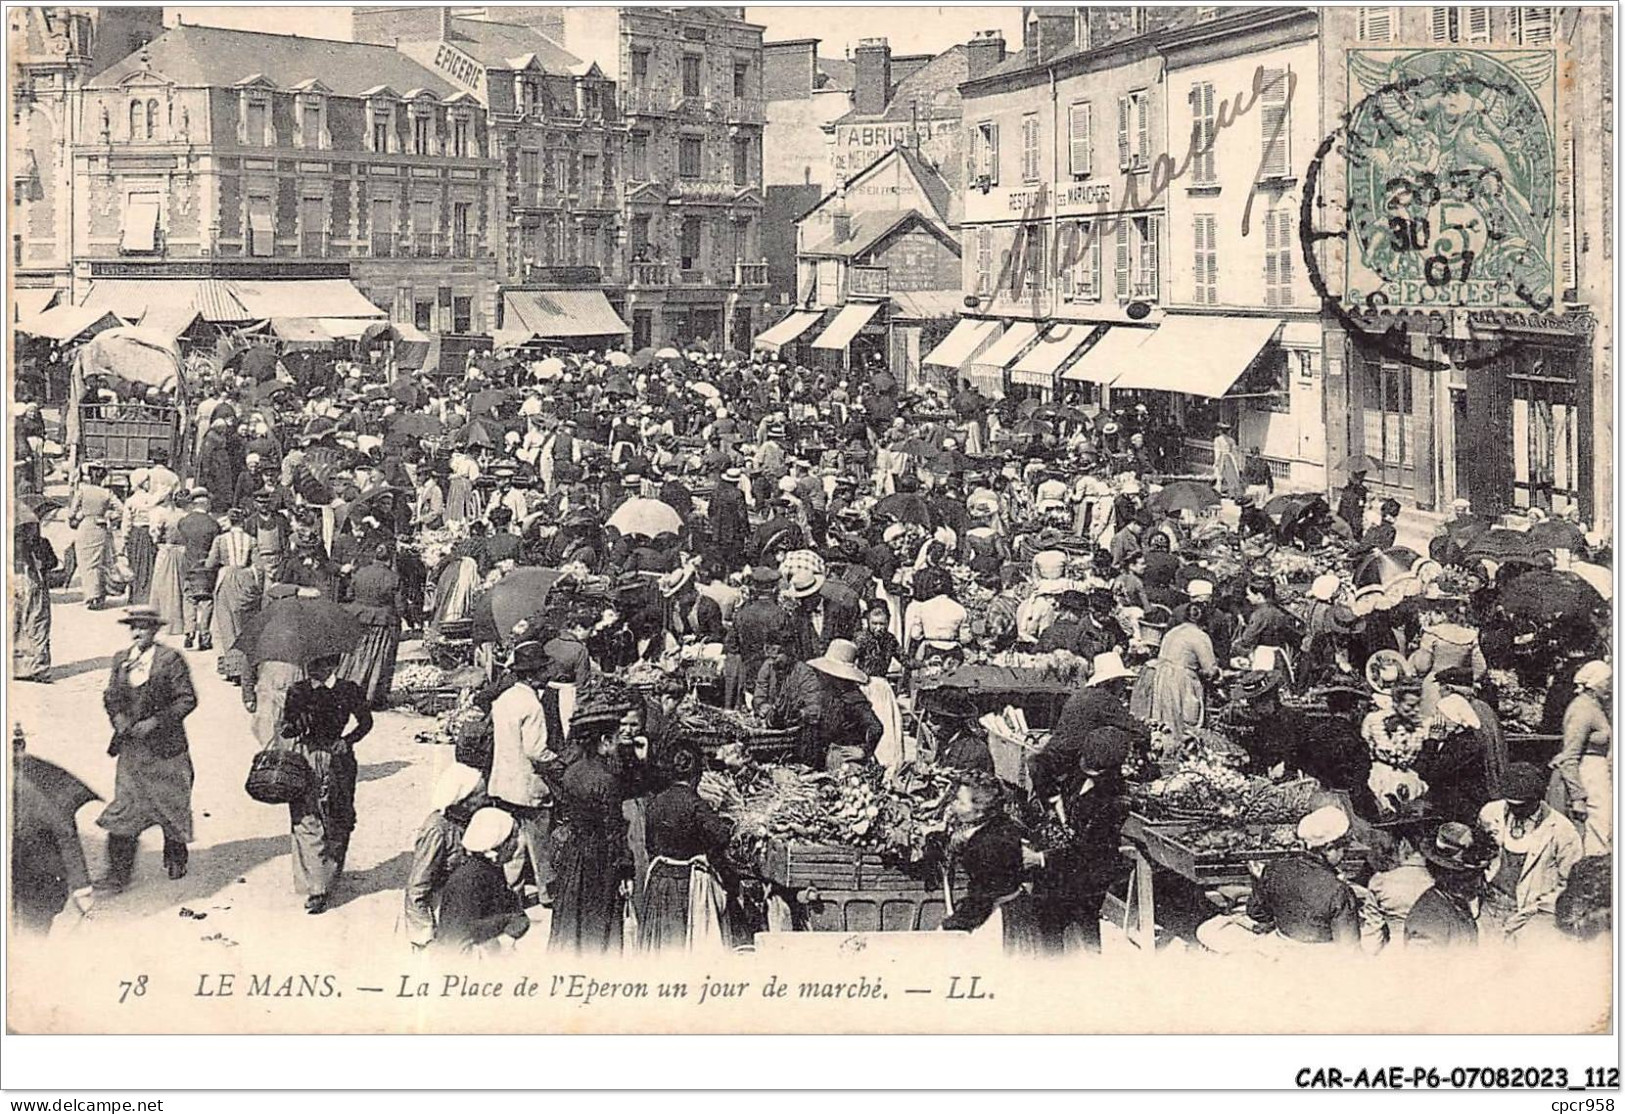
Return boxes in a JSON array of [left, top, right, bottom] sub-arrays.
[[69, 23, 501, 335]]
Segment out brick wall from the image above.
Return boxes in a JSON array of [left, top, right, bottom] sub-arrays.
[[218, 174, 241, 242]]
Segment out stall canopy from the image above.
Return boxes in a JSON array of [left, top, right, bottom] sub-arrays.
[[924, 317, 1003, 369], [1112, 315, 1281, 397], [19, 304, 123, 343], [13, 288, 59, 323], [271, 317, 335, 345], [230, 279, 387, 323], [1010, 322, 1097, 387], [810, 302, 882, 351], [502, 290, 630, 340], [78, 278, 251, 323], [313, 318, 378, 342], [1062, 326, 1156, 385], [138, 304, 204, 340], [753, 310, 823, 353], [971, 319, 1042, 369]]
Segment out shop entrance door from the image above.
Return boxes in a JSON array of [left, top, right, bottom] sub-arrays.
[[1360, 359, 1414, 497], [1510, 374, 1580, 514]]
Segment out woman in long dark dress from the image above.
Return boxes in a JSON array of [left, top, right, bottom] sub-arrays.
[[339, 541, 404, 709], [279, 654, 373, 914], [548, 702, 633, 953], [640, 745, 733, 952], [122, 470, 159, 606]]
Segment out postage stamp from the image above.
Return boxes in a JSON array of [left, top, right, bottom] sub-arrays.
[[1342, 48, 1559, 313]]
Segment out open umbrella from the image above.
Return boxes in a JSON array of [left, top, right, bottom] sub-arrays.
[[456, 415, 506, 449], [1350, 547, 1426, 615], [873, 492, 932, 528], [1016, 398, 1044, 418], [1334, 453, 1382, 477], [534, 356, 566, 380], [231, 595, 362, 665], [389, 412, 444, 437], [1527, 519, 1587, 554], [606, 497, 684, 538], [928, 447, 974, 474], [689, 381, 720, 400], [1149, 480, 1221, 515], [390, 378, 423, 406], [654, 347, 682, 360], [16, 752, 101, 816], [1496, 569, 1606, 624], [604, 373, 635, 397], [605, 351, 631, 368], [475, 567, 568, 645], [239, 346, 279, 383], [630, 347, 656, 370], [19, 494, 63, 523], [952, 388, 988, 418], [1463, 529, 1537, 562], [1010, 418, 1052, 439], [469, 387, 509, 413]]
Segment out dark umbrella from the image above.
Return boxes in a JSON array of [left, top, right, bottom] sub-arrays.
[[390, 412, 444, 437], [16, 753, 101, 816], [873, 492, 932, 528], [390, 378, 423, 406], [19, 494, 63, 523], [1464, 529, 1538, 561], [475, 567, 568, 645], [870, 371, 896, 393], [338, 485, 410, 527], [952, 388, 988, 418], [1149, 480, 1221, 515], [1527, 519, 1587, 553], [231, 596, 362, 665], [896, 437, 938, 457], [604, 373, 635, 397], [1263, 492, 1316, 521], [1334, 453, 1382, 476], [1016, 398, 1044, 418], [630, 347, 656, 370], [240, 346, 278, 382], [1496, 570, 1605, 623], [469, 388, 509, 413], [1011, 418, 1053, 439], [456, 416, 506, 449], [929, 447, 974, 473]]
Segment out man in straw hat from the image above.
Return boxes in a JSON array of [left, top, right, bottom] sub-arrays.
[[96, 605, 199, 892], [489, 640, 574, 907], [1036, 651, 1145, 800], [768, 638, 882, 771]]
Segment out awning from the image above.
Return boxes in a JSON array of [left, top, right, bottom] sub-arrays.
[[19, 304, 123, 342], [392, 322, 429, 343], [229, 279, 387, 321], [273, 317, 335, 344], [811, 301, 882, 350], [754, 310, 823, 353], [1062, 326, 1156, 384], [503, 289, 631, 339], [969, 319, 1042, 369], [139, 304, 204, 340], [13, 288, 59, 322], [962, 365, 1006, 401], [79, 278, 251, 323], [1112, 315, 1282, 397], [1010, 322, 1097, 386], [121, 200, 160, 254], [924, 317, 1003, 369], [315, 318, 381, 341]]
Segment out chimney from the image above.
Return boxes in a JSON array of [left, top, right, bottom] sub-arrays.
[[440, 6, 454, 39], [965, 29, 1006, 80], [1026, 7, 1076, 64], [853, 36, 890, 116], [832, 211, 852, 242]]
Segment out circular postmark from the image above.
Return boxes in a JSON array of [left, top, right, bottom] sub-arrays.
[[1302, 48, 1560, 371]]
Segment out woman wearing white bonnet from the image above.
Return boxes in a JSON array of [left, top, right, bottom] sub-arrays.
[[402, 764, 488, 948], [1553, 660, 1613, 855], [433, 807, 529, 955]]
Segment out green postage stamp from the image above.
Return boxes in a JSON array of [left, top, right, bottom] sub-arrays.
[[1344, 47, 1559, 312]]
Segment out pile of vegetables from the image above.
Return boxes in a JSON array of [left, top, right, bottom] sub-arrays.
[[1489, 668, 1546, 732], [989, 648, 1088, 680], [1181, 824, 1300, 856], [410, 522, 472, 569], [414, 703, 488, 747], [391, 662, 448, 696], [1132, 727, 1322, 827]]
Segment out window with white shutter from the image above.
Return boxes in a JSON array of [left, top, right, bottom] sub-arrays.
[[1135, 215, 1159, 301], [1024, 222, 1046, 296], [1264, 208, 1294, 307], [1430, 7, 1459, 41], [1259, 69, 1291, 179], [1463, 6, 1491, 42], [1117, 97, 1131, 172], [1135, 91, 1149, 169], [976, 228, 992, 295], [1074, 220, 1100, 301], [1194, 214, 1217, 306], [1514, 6, 1555, 44], [1191, 82, 1217, 186], [1068, 102, 1092, 177], [1356, 6, 1396, 41], [975, 121, 1000, 185], [1118, 91, 1148, 171], [247, 194, 274, 257], [1022, 113, 1041, 183], [1114, 219, 1131, 300]]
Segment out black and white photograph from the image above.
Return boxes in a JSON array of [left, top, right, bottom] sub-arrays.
[[3, 0, 1617, 1073]]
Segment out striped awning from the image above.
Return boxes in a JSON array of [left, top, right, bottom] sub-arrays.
[[1010, 322, 1097, 386], [754, 310, 823, 353], [969, 319, 1041, 369], [1112, 315, 1281, 397], [810, 302, 882, 350], [79, 278, 252, 323], [1062, 326, 1156, 384], [230, 279, 386, 322], [272, 317, 335, 344], [924, 317, 1002, 369]]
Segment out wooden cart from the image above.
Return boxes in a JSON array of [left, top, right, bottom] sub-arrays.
[[756, 839, 964, 933]]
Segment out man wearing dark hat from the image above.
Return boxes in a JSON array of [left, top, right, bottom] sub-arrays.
[[1236, 491, 1274, 540], [723, 566, 790, 708], [544, 606, 597, 686], [275, 515, 340, 599], [707, 466, 751, 572], [1403, 822, 1487, 948], [97, 606, 199, 891], [1478, 761, 1583, 942], [175, 489, 222, 651], [920, 689, 993, 775], [1336, 469, 1369, 536]]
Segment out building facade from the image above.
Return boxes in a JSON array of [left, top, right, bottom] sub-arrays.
[[70, 24, 501, 333]]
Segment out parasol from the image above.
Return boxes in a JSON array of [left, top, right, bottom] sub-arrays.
[[389, 412, 444, 437], [1263, 492, 1315, 519], [476, 567, 568, 645], [534, 357, 566, 380], [952, 388, 988, 417], [1496, 570, 1606, 624], [239, 346, 279, 382], [231, 595, 362, 665], [1148, 480, 1221, 515], [654, 347, 682, 360], [1333, 453, 1382, 477], [1016, 398, 1044, 418], [606, 497, 684, 538], [1350, 547, 1426, 615], [1463, 528, 1537, 562], [630, 347, 656, 370], [689, 382, 720, 400], [928, 447, 974, 474], [605, 351, 631, 368], [1010, 418, 1052, 439], [1527, 519, 1587, 554], [872, 492, 933, 528]]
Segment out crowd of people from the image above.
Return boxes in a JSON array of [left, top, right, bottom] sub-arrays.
[[12, 337, 1614, 960]]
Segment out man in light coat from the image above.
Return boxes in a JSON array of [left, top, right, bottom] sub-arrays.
[[488, 642, 575, 904]]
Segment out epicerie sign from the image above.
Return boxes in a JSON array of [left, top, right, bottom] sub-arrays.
[[434, 43, 486, 96], [965, 179, 1114, 223]]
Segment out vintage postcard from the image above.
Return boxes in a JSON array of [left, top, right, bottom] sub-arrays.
[[6, 2, 1614, 1046]]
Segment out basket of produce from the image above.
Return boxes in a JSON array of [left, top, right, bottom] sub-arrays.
[[740, 723, 801, 763], [411, 686, 464, 716]]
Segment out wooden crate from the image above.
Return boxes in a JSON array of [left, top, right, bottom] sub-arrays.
[[802, 888, 954, 932], [760, 840, 860, 890]]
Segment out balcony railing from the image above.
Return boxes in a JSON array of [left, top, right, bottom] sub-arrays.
[[725, 96, 766, 125], [677, 267, 706, 285], [412, 233, 444, 259], [734, 260, 769, 286], [620, 86, 671, 116], [630, 261, 670, 286], [300, 231, 329, 258], [671, 179, 742, 202], [849, 265, 889, 298], [370, 231, 396, 258], [451, 234, 471, 258]]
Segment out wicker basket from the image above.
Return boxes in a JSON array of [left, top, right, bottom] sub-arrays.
[[245, 748, 313, 805]]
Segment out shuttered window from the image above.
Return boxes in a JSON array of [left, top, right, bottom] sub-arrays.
[[1194, 214, 1218, 306], [1068, 102, 1092, 177], [1021, 113, 1041, 182], [1463, 6, 1492, 42], [1356, 6, 1396, 41], [1118, 92, 1148, 172], [1135, 215, 1159, 301], [976, 227, 992, 295], [980, 121, 1000, 184], [1114, 219, 1131, 300], [1259, 69, 1291, 179], [1265, 209, 1294, 307], [1073, 220, 1100, 301], [1430, 7, 1459, 41], [1514, 6, 1555, 44], [1191, 82, 1217, 186], [247, 195, 274, 257]]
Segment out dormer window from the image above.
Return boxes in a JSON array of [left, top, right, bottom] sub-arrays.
[[450, 112, 472, 157], [241, 95, 271, 146], [412, 114, 432, 155], [367, 98, 396, 153], [296, 93, 327, 151]]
